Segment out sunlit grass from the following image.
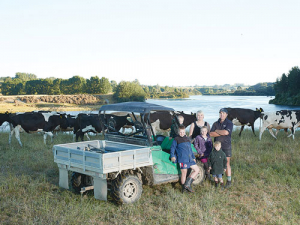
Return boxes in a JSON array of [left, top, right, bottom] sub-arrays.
[[0, 129, 300, 224]]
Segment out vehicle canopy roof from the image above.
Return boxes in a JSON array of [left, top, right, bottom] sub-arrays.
[[99, 101, 174, 114]]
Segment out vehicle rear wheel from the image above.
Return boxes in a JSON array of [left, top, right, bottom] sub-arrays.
[[71, 172, 86, 193], [111, 174, 143, 204], [192, 161, 205, 185]]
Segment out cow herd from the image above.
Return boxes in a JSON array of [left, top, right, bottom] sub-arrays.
[[0, 111, 135, 146], [1, 107, 300, 147]]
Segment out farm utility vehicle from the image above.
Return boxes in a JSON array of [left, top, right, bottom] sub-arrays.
[[53, 102, 204, 204]]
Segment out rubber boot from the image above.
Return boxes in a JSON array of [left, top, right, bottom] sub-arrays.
[[184, 177, 194, 193], [205, 173, 211, 181], [220, 182, 224, 189], [225, 180, 232, 188], [215, 181, 219, 188], [181, 184, 188, 193]]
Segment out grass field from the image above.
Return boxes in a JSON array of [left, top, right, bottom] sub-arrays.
[[0, 129, 300, 225]]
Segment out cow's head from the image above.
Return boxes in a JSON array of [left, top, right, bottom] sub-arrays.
[[59, 113, 68, 129]]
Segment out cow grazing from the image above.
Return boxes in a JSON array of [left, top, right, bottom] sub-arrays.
[[9, 111, 68, 146], [225, 107, 264, 136], [259, 110, 300, 140], [74, 113, 102, 142]]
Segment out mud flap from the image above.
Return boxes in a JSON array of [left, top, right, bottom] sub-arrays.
[[93, 175, 107, 201], [58, 164, 69, 189]]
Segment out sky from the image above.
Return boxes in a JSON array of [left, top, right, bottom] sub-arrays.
[[1, 0, 300, 87]]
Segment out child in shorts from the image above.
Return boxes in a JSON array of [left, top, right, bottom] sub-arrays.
[[208, 141, 227, 188], [171, 125, 200, 193]]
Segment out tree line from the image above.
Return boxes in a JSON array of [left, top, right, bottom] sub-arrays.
[[0, 73, 113, 95], [195, 82, 274, 96], [270, 66, 300, 105], [0, 72, 276, 102], [0, 72, 280, 103], [0, 73, 196, 102]]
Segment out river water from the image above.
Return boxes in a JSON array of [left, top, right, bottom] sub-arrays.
[[2, 95, 300, 133], [146, 95, 300, 131]]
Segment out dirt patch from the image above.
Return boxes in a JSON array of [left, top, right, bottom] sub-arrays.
[[0, 94, 114, 105], [0, 94, 116, 113]]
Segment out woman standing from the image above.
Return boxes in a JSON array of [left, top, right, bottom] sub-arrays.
[[189, 110, 210, 143]]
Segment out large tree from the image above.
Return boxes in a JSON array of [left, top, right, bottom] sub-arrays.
[[15, 72, 37, 81], [113, 81, 146, 102], [86, 76, 112, 94], [25, 79, 52, 94], [1, 78, 25, 95], [60, 76, 86, 94]]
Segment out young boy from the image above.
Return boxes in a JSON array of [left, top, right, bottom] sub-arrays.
[[169, 115, 184, 139], [208, 141, 227, 188], [170, 125, 200, 193], [194, 126, 213, 180]]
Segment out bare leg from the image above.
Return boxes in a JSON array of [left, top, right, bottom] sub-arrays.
[[189, 164, 200, 179], [226, 157, 231, 177], [181, 169, 187, 184]]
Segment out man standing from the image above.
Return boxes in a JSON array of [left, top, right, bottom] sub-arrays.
[[209, 108, 233, 188]]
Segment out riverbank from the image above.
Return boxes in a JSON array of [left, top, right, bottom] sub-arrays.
[[269, 93, 300, 106]]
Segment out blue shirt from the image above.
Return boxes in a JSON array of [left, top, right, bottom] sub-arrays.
[[210, 118, 233, 150], [170, 135, 195, 163]]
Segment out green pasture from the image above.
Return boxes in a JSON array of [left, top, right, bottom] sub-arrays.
[[0, 129, 299, 224]]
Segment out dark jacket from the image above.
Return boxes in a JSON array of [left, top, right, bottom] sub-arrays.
[[170, 135, 195, 163], [210, 118, 233, 150], [208, 149, 227, 175], [194, 134, 213, 158], [169, 119, 183, 138]]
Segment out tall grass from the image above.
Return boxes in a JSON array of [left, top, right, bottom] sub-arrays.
[[0, 129, 299, 224]]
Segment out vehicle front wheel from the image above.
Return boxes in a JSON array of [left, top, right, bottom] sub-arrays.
[[192, 161, 205, 185], [111, 174, 143, 204]]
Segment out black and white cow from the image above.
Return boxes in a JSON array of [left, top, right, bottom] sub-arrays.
[[0, 112, 11, 126], [73, 113, 102, 142], [0, 112, 11, 133], [9, 111, 68, 146], [175, 111, 197, 128], [147, 111, 196, 135], [259, 110, 300, 140], [51, 113, 91, 140], [107, 114, 135, 133], [225, 108, 264, 136]]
